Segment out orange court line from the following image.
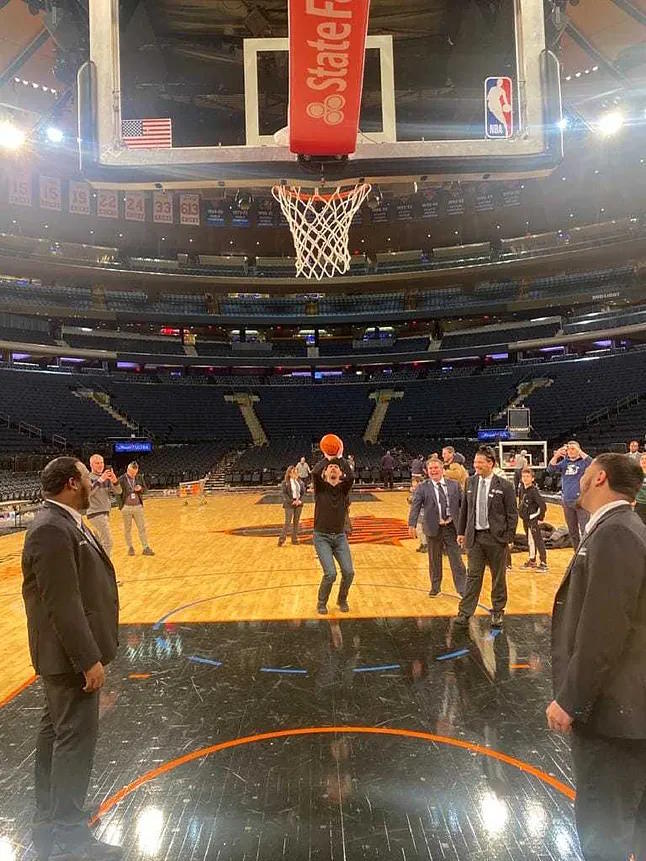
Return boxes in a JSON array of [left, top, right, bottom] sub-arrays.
[[511, 663, 532, 669], [91, 724, 575, 822], [128, 673, 151, 680], [0, 674, 36, 709]]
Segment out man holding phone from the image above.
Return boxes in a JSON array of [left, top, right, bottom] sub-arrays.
[[87, 454, 122, 558]]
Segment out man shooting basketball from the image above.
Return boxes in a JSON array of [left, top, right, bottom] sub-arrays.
[[312, 435, 355, 615]]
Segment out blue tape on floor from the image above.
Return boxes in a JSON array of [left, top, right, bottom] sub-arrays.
[[259, 667, 308, 675], [353, 664, 401, 673], [436, 648, 470, 661], [188, 655, 222, 667]]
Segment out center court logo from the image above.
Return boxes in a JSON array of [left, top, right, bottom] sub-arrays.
[[306, 94, 346, 125], [223, 515, 411, 546]]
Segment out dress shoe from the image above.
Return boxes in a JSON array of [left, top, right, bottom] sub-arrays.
[[50, 833, 123, 861], [491, 611, 504, 628], [416, 545, 427, 553], [277, 537, 285, 547], [127, 547, 135, 556], [428, 589, 441, 597], [142, 547, 155, 556], [291, 537, 299, 545], [453, 613, 470, 627], [317, 603, 328, 615], [32, 822, 53, 860], [337, 599, 349, 612]]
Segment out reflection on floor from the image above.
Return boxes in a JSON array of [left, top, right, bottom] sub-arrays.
[[0, 617, 581, 860]]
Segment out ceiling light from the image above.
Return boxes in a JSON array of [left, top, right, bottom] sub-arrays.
[[597, 110, 624, 136], [46, 126, 63, 143], [557, 117, 569, 131], [0, 120, 25, 150]]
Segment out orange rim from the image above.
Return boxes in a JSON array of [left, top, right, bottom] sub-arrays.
[[272, 184, 369, 204]]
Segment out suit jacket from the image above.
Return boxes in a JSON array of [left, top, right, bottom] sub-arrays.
[[117, 473, 147, 510], [21, 502, 119, 676], [409, 478, 462, 538], [551, 505, 646, 738], [280, 478, 306, 509], [458, 473, 518, 548]]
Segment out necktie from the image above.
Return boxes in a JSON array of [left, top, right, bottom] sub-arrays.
[[478, 478, 488, 528], [436, 483, 449, 520]]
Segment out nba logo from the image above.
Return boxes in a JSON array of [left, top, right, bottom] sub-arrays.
[[485, 77, 513, 139]]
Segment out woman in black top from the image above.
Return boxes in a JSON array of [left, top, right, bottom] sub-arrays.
[[278, 466, 305, 546], [519, 467, 548, 570]]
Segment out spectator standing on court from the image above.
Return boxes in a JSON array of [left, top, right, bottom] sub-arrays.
[[86, 454, 121, 557], [407, 477, 427, 553], [296, 456, 311, 488], [442, 446, 468, 489], [627, 439, 641, 462], [513, 449, 529, 497], [635, 452, 646, 525], [547, 441, 592, 549], [381, 450, 395, 490], [278, 466, 305, 546], [548, 454, 646, 861], [518, 467, 548, 571], [117, 462, 154, 557], [411, 455, 425, 480]]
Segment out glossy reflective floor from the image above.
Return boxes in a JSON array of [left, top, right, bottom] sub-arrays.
[[0, 494, 581, 859]]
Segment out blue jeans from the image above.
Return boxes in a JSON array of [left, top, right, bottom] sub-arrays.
[[313, 531, 355, 605], [563, 499, 589, 549]]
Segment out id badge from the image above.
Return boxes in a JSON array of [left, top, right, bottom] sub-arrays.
[[130, 493, 137, 502]]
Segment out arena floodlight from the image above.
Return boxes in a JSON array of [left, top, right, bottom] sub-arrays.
[[597, 110, 624, 137], [46, 126, 64, 143], [0, 120, 26, 150], [557, 117, 569, 131]]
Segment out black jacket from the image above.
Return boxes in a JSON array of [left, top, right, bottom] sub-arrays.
[[280, 478, 306, 509], [408, 478, 463, 538], [458, 473, 518, 548], [312, 457, 354, 534], [551, 504, 646, 738], [21, 502, 119, 675], [519, 484, 546, 525], [117, 473, 147, 510]]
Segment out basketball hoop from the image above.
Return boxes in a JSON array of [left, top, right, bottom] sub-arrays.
[[272, 182, 371, 280]]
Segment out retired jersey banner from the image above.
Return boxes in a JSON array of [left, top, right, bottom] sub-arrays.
[[68, 180, 91, 216], [8, 170, 32, 207], [288, 0, 371, 156], [124, 191, 146, 222], [39, 176, 62, 211], [179, 193, 200, 226], [152, 191, 173, 224], [97, 189, 119, 219]]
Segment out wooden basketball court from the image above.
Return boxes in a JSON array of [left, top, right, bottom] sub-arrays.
[[0, 491, 570, 704]]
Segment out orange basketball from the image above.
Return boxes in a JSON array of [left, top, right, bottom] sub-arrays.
[[320, 433, 343, 457]]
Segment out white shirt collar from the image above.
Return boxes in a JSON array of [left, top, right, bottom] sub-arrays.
[[47, 499, 83, 529], [585, 500, 631, 534]]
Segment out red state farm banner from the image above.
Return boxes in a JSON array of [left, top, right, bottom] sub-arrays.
[[152, 191, 173, 224], [39, 175, 62, 211], [179, 193, 200, 226], [69, 180, 91, 215], [97, 189, 119, 219], [8, 169, 32, 206], [124, 191, 146, 222], [288, 0, 371, 156]]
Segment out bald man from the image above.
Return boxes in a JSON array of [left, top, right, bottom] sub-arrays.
[[86, 454, 121, 557]]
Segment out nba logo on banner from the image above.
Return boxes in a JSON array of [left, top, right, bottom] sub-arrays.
[[484, 77, 513, 139]]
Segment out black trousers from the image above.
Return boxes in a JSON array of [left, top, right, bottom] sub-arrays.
[[280, 504, 303, 541], [35, 673, 99, 840], [635, 502, 646, 526], [382, 469, 394, 489], [458, 530, 508, 616], [571, 729, 646, 861], [427, 524, 467, 595], [524, 519, 547, 563]]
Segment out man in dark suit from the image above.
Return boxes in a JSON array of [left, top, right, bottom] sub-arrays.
[[547, 453, 646, 861], [408, 457, 466, 596], [381, 451, 395, 490], [22, 457, 122, 860], [455, 445, 518, 628]]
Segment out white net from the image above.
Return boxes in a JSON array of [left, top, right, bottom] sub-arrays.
[[272, 183, 372, 280]]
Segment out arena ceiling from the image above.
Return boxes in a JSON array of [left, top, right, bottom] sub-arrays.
[[0, 0, 645, 149]]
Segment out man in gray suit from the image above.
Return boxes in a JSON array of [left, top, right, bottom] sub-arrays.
[[548, 453, 646, 861], [408, 458, 466, 596]]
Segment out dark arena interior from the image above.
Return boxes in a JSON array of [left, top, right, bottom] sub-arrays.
[[1, 1, 646, 859]]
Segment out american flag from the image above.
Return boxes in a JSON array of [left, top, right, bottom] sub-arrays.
[[121, 118, 173, 149]]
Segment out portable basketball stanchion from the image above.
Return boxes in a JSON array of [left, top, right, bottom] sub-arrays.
[[272, 183, 371, 280], [178, 478, 207, 506]]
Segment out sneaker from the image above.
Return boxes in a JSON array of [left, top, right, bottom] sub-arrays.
[[537, 562, 549, 572], [337, 599, 350, 612], [317, 603, 328, 615], [491, 612, 504, 629], [453, 614, 470, 627], [142, 547, 155, 556], [522, 560, 536, 569], [127, 547, 135, 557]]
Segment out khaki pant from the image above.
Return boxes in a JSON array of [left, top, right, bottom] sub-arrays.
[[88, 513, 113, 557], [122, 505, 149, 550]]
